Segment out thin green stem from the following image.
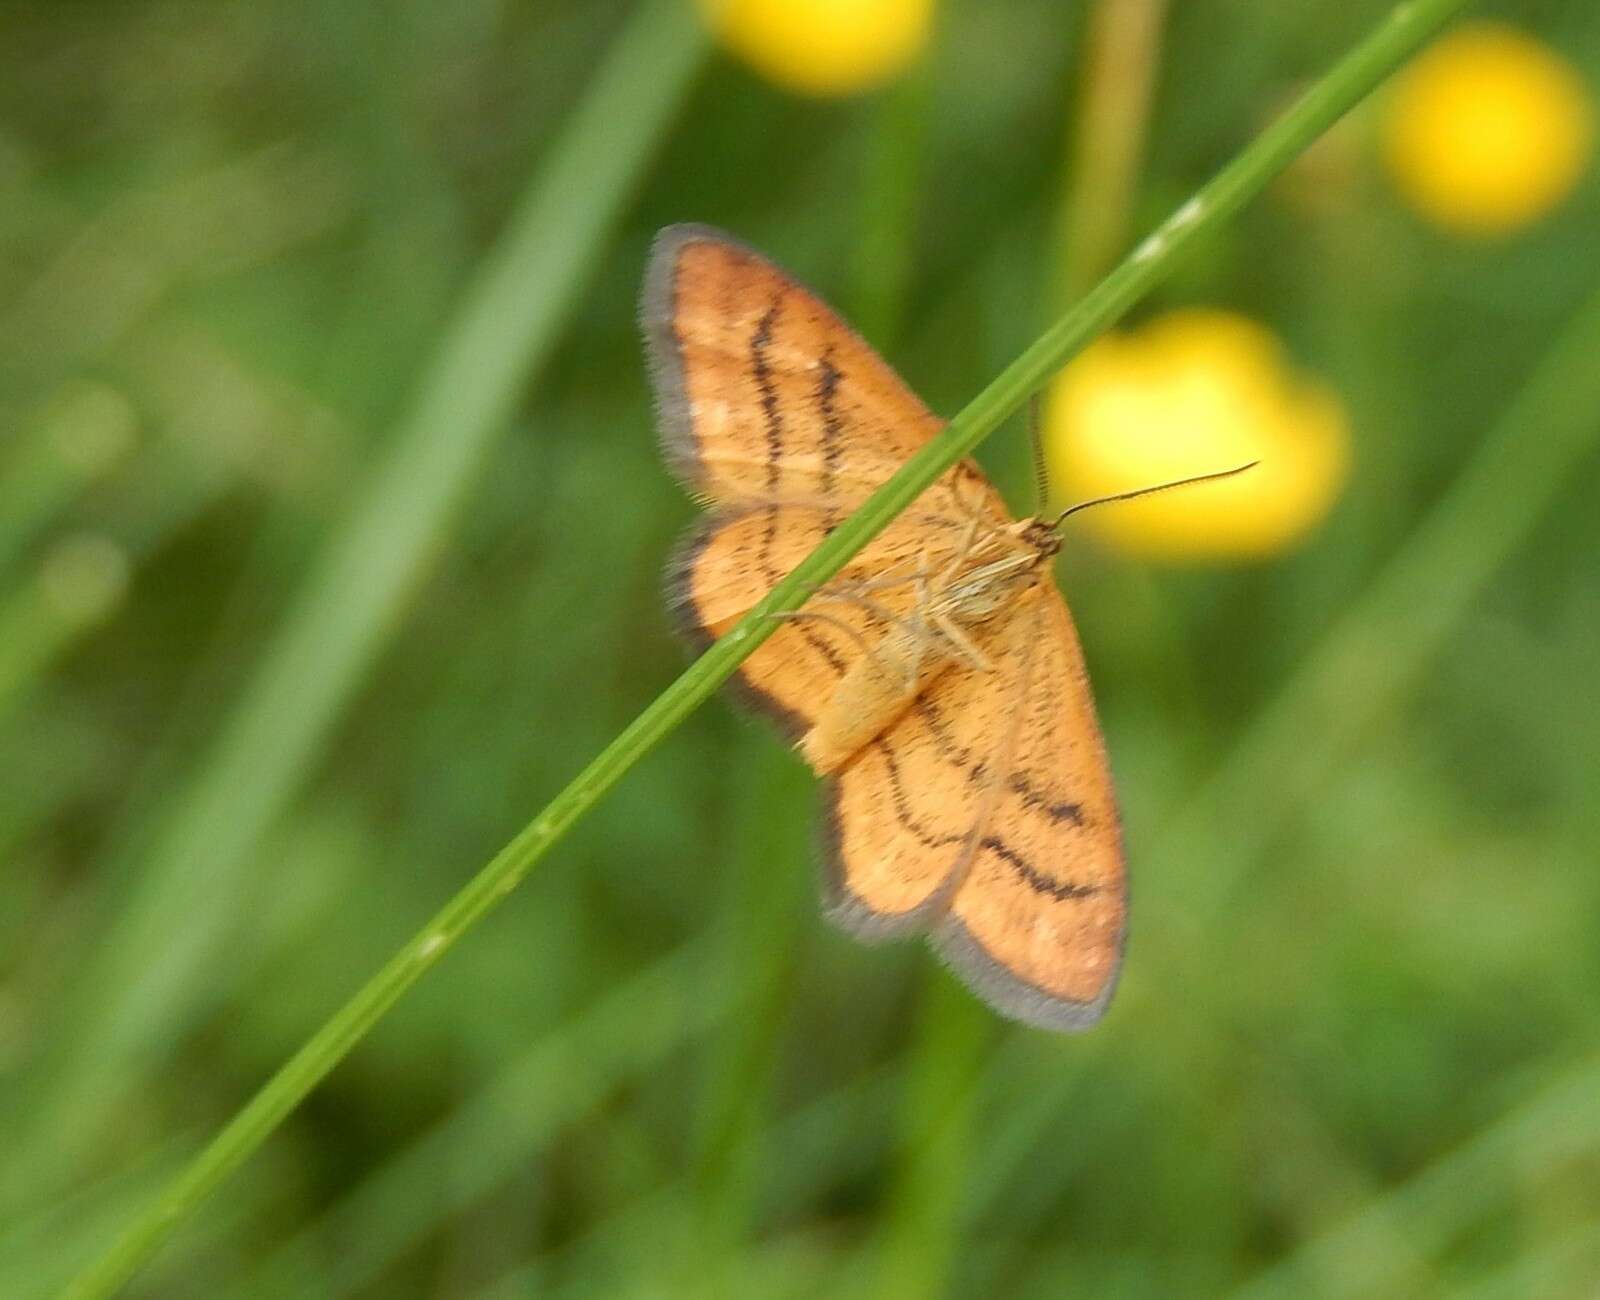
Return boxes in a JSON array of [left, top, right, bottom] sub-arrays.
[[852, 63, 930, 349], [59, 1, 1473, 1294], [873, 972, 991, 1300], [1057, 0, 1170, 299], [0, 381, 135, 577], [684, 748, 812, 1298], [239, 944, 725, 1298]]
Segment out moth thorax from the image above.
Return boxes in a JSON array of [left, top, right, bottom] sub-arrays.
[[948, 594, 1004, 625], [946, 557, 1039, 623]]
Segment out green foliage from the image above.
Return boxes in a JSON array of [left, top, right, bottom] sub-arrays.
[[3, 1, 1597, 1297]]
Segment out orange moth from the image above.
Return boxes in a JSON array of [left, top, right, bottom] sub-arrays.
[[642, 225, 1131, 1031]]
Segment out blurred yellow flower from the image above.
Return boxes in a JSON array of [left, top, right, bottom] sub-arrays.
[[1382, 22, 1593, 235], [699, 0, 933, 97], [1045, 310, 1348, 563]]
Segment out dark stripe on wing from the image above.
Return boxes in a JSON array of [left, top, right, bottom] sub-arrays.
[[912, 697, 1083, 826], [816, 349, 844, 498], [978, 836, 1097, 901]]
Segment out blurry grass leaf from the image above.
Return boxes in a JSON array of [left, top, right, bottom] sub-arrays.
[[238, 943, 726, 1299], [1232, 1052, 1600, 1299]]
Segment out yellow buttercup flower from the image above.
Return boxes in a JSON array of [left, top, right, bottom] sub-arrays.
[[1382, 22, 1593, 235], [1045, 310, 1349, 563], [699, 0, 933, 97]]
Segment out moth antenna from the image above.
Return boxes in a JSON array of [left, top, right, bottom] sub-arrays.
[[1051, 461, 1260, 528], [1028, 393, 1051, 516]]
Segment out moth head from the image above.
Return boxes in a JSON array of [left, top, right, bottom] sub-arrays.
[[1019, 518, 1064, 561]]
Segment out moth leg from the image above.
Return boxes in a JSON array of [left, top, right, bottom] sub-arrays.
[[825, 558, 931, 601], [848, 596, 933, 692], [767, 608, 877, 661], [795, 562, 921, 596], [787, 549, 965, 694], [948, 472, 1028, 560], [775, 594, 931, 669], [897, 550, 944, 691], [897, 617, 938, 691], [770, 608, 929, 694], [949, 465, 991, 526], [795, 587, 923, 646], [775, 566, 922, 632], [949, 469, 1022, 548], [931, 612, 994, 673], [933, 518, 980, 588]]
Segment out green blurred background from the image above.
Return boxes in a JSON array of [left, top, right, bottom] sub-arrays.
[[3, 1, 1599, 1296]]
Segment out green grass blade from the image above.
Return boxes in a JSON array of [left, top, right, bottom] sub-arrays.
[[1230, 1053, 1600, 1299], [871, 973, 990, 1300], [682, 747, 813, 1297], [241, 944, 725, 1299], [0, 438, 234, 727], [57, 1, 1475, 1293], [0, 382, 135, 577], [0, 538, 128, 721]]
